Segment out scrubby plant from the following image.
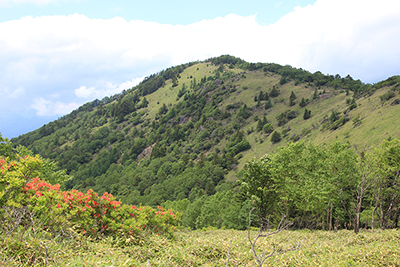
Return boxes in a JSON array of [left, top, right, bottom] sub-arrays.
[[0, 150, 181, 261]]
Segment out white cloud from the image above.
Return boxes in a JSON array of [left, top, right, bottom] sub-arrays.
[[262, 0, 400, 81], [0, 86, 25, 99], [1, 0, 400, 121], [74, 86, 96, 99], [31, 97, 80, 116], [74, 77, 145, 100]]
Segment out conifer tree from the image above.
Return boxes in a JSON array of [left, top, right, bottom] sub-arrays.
[[303, 109, 311, 120], [270, 86, 280, 97], [265, 99, 273, 110], [299, 97, 307, 107]]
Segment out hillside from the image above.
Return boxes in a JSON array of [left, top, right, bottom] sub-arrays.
[[11, 55, 400, 218]]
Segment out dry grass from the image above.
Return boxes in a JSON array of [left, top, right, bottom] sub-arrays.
[[3, 228, 399, 266]]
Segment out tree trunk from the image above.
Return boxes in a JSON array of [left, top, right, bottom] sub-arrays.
[[393, 207, 400, 228], [372, 194, 379, 231], [380, 202, 385, 229], [329, 202, 333, 231], [355, 208, 360, 234]]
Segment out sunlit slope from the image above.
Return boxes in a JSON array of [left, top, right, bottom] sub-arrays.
[[10, 56, 400, 202]]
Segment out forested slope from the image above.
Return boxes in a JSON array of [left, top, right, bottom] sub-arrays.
[[11, 55, 400, 229]]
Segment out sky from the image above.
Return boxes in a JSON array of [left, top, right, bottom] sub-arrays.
[[1, 0, 400, 139]]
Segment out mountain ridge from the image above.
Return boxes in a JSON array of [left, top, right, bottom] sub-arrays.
[[10, 55, 400, 206]]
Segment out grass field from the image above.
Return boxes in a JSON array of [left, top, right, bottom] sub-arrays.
[[2, 228, 399, 266]]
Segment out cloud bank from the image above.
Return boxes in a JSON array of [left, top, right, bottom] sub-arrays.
[[0, 0, 399, 124]]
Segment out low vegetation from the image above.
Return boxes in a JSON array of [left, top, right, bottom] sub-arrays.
[[2, 228, 399, 266]]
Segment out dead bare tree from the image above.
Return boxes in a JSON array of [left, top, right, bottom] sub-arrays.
[[247, 208, 303, 266], [226, 207, 304, 266]]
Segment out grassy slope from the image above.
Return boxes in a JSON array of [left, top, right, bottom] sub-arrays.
[[97, 64, 400, 180], [10, 61, 400, 192], [144, 63, 221, 120], [3, 229, 399, 266]]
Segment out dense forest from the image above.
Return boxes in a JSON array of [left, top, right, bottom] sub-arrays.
[[9, 55, 400, 232]]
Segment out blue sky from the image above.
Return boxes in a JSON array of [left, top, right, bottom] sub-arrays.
[[1, 0, 400, 139], [0, 0, 314, 25]]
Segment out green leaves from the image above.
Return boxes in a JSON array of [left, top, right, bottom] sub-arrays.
[[240, 141, 360, 229]]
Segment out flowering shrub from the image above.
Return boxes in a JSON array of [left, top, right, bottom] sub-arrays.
[[1, 155, 180, 244], [0, 155, 43, 208]]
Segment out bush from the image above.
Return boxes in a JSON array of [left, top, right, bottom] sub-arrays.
[[1, 155, 180, 247], [270, 131, 282, 144], [263, 123, 274, 134]]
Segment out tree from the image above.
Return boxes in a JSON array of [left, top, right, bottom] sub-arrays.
[[299, 97, 307, 107], [140, 97, 149, 108], [237, 104, 251, 120], [256, 119, 263, 132], [243, 208, 303, 267], [289, 91, 296, 106], [172, 75, 179, 87], [270, 131, 281, 144], [313, 88, 318, 99], [241, 155, 278, 223], [353, 149, 377, 233], [303, 109, 311, 120], [151, 143, 166, 159], [269, 86, 280, 98], [289, 91, 296, 101], [264, 99, 273, 110], [371, 139, 400, 229], [263, 123, 274, 134], [242, 141, 359, 231], [158, 103, 168, 115]]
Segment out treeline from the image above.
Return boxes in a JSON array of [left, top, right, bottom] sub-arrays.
[[208, 55, 378, 97], [240, 139, 400, 233], [161, 139, 400, 232]]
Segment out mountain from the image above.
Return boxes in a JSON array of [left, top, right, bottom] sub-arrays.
[[11, 55, 400, 212]]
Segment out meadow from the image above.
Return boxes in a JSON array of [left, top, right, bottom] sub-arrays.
[[2, 228, 399, 266]]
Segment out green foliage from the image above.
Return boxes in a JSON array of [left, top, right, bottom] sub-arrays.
[[303, 108, 311, 120], [264, 98, 273, 110], [8, 56, 400, 236], [346, 98, 357, 110], [323, 111, 350, 131], [1, 153, 180, 251], [270, 131, 282, 144], [241, 155, 278, 221], [269, 86, 280, 98], [299, 97, 308, 107], [262, 123, 274, 134], [151, 143, 166, 159], [236, 104, 251, 120], [276, 110, 296, 126], [289, 91, 297, 106], [0, 133, 12, 158], [380, 91, 396, 102], [226, 131, 251, 154], [239, 140, 400, 232]]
